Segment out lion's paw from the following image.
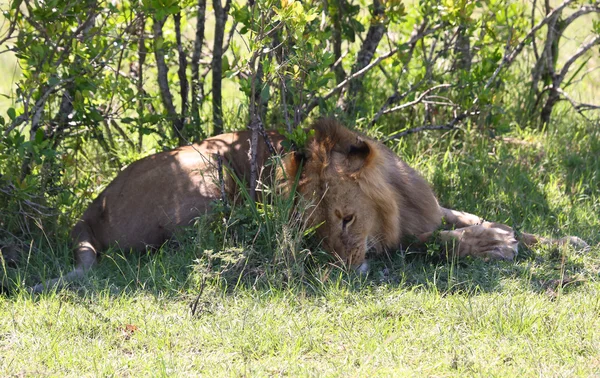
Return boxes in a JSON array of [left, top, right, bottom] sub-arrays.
[[558, 236, 590, 251], [452, 225, 519, 261]]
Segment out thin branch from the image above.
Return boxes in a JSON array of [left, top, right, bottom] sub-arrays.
[[191, 0, 207, 125], [4, 78, 74, 136], [211, 0, 232, 135], [561, 3, 600, 29], [555, 87, 600, 114], [0, 10, 17, 47], [382, 84, 451, 115], [136, 14, 147, 151], [557, 35, 600, 84], [532, 0, 539, 61], [306, 19, 439, 121], [215, 152, 229, 211], [368, 19, 433, 126], [384, 111, 476, 142], [174, 12, 189, 126], [152, 16, 184, 144], [249, 116, 260, 201]]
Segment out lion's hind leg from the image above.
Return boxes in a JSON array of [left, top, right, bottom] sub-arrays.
[[31, 220, 99, 293]]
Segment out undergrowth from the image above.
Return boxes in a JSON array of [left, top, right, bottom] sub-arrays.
[[1, 116, 599, 376]]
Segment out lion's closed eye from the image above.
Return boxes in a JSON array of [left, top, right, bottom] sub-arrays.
[[342, 214, 355, 228]]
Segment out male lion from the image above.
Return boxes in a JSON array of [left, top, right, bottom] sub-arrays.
[[32, 119, 585, 291]]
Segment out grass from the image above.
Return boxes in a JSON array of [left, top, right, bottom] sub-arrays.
[[1, 112, 600, 376], [2, 282, 600, 376]]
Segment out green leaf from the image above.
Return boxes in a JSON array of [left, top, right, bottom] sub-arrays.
[[260, 84, 270, 103], [7, 108, 16, 121], [34, 127, 44, 144], [222, 55, 230, 73]]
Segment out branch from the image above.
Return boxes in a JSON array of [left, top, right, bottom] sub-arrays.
[[3, 78, 74, 136], [152, 16, 184, 143], [557, 35, 600, 84], [0, 9, 18, 47], [561, 3, 600, 29], [484, 0, 578, 90], [304, 48, 396, 112], [382, 84, 451, 115], [248, 115, 260, 201], [383, 111, 475, 142], [211, 0, 232, 135], [369, 20, 431, 127], [191, 0, 207, 124], [214, 152, 229, 211], [222, 20, 238, 55], [344, 0, 387, 115], [174, 12, 189, 127], [300, 22, 441, 122], [555, 87, 600, 115], [136, 14, 147, 151], [531, 0, 539, 61]]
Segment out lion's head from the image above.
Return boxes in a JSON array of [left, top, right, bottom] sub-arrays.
[[283, 119, 409, 267]]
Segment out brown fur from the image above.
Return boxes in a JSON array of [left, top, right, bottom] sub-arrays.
[[284, 119, 441, 265], [32, 119, 586, 291], [33, 130, 285, 292], [283, 119, 585, 266]]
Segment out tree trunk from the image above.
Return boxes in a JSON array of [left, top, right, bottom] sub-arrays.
[[211, 0, 231, 135], [344, 0, 386, 117]]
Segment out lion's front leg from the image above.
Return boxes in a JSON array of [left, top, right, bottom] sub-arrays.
[[439, 207, 588, 251], [419, 222, 519, 260]]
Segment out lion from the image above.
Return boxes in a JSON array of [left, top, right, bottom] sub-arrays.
[[32, 119, 586, 292]]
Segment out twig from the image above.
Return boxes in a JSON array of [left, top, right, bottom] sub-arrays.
[[384, 111, 476, 142], [258, 126, 277, 156], [344, 0, 387, 115], [561, 3, 600, 29], [382, 84, 451, 115], [4, 77, 74, 136], [248, 116, 261, 201], [554, 87, 600, 117], [301, 49, 398, 120], [211, 0, 233, 135], [369, 20, 431, 127], [191, 0, 207, 124], [189, 276, 207, 317], [215, 152, 229, 211]]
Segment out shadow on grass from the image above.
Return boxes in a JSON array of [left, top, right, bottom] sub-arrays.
[[3, 128, 598, 303], [2, 227, 594, 311]]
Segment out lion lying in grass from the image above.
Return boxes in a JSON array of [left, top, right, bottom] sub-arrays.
[[32, 119, 586, 292]]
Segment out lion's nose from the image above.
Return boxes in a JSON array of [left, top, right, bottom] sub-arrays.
[[353, 261, 369, 275]]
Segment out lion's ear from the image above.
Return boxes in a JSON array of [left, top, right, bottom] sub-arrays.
[[281, 151, 306, 180], [346, 138, 375, 172]]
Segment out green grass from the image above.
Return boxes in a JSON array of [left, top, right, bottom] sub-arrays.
[[2, 114, 600, 376], [2, 281, 600, 376]]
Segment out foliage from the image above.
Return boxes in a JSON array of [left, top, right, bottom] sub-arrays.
[[0, 0, 598, 247]]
